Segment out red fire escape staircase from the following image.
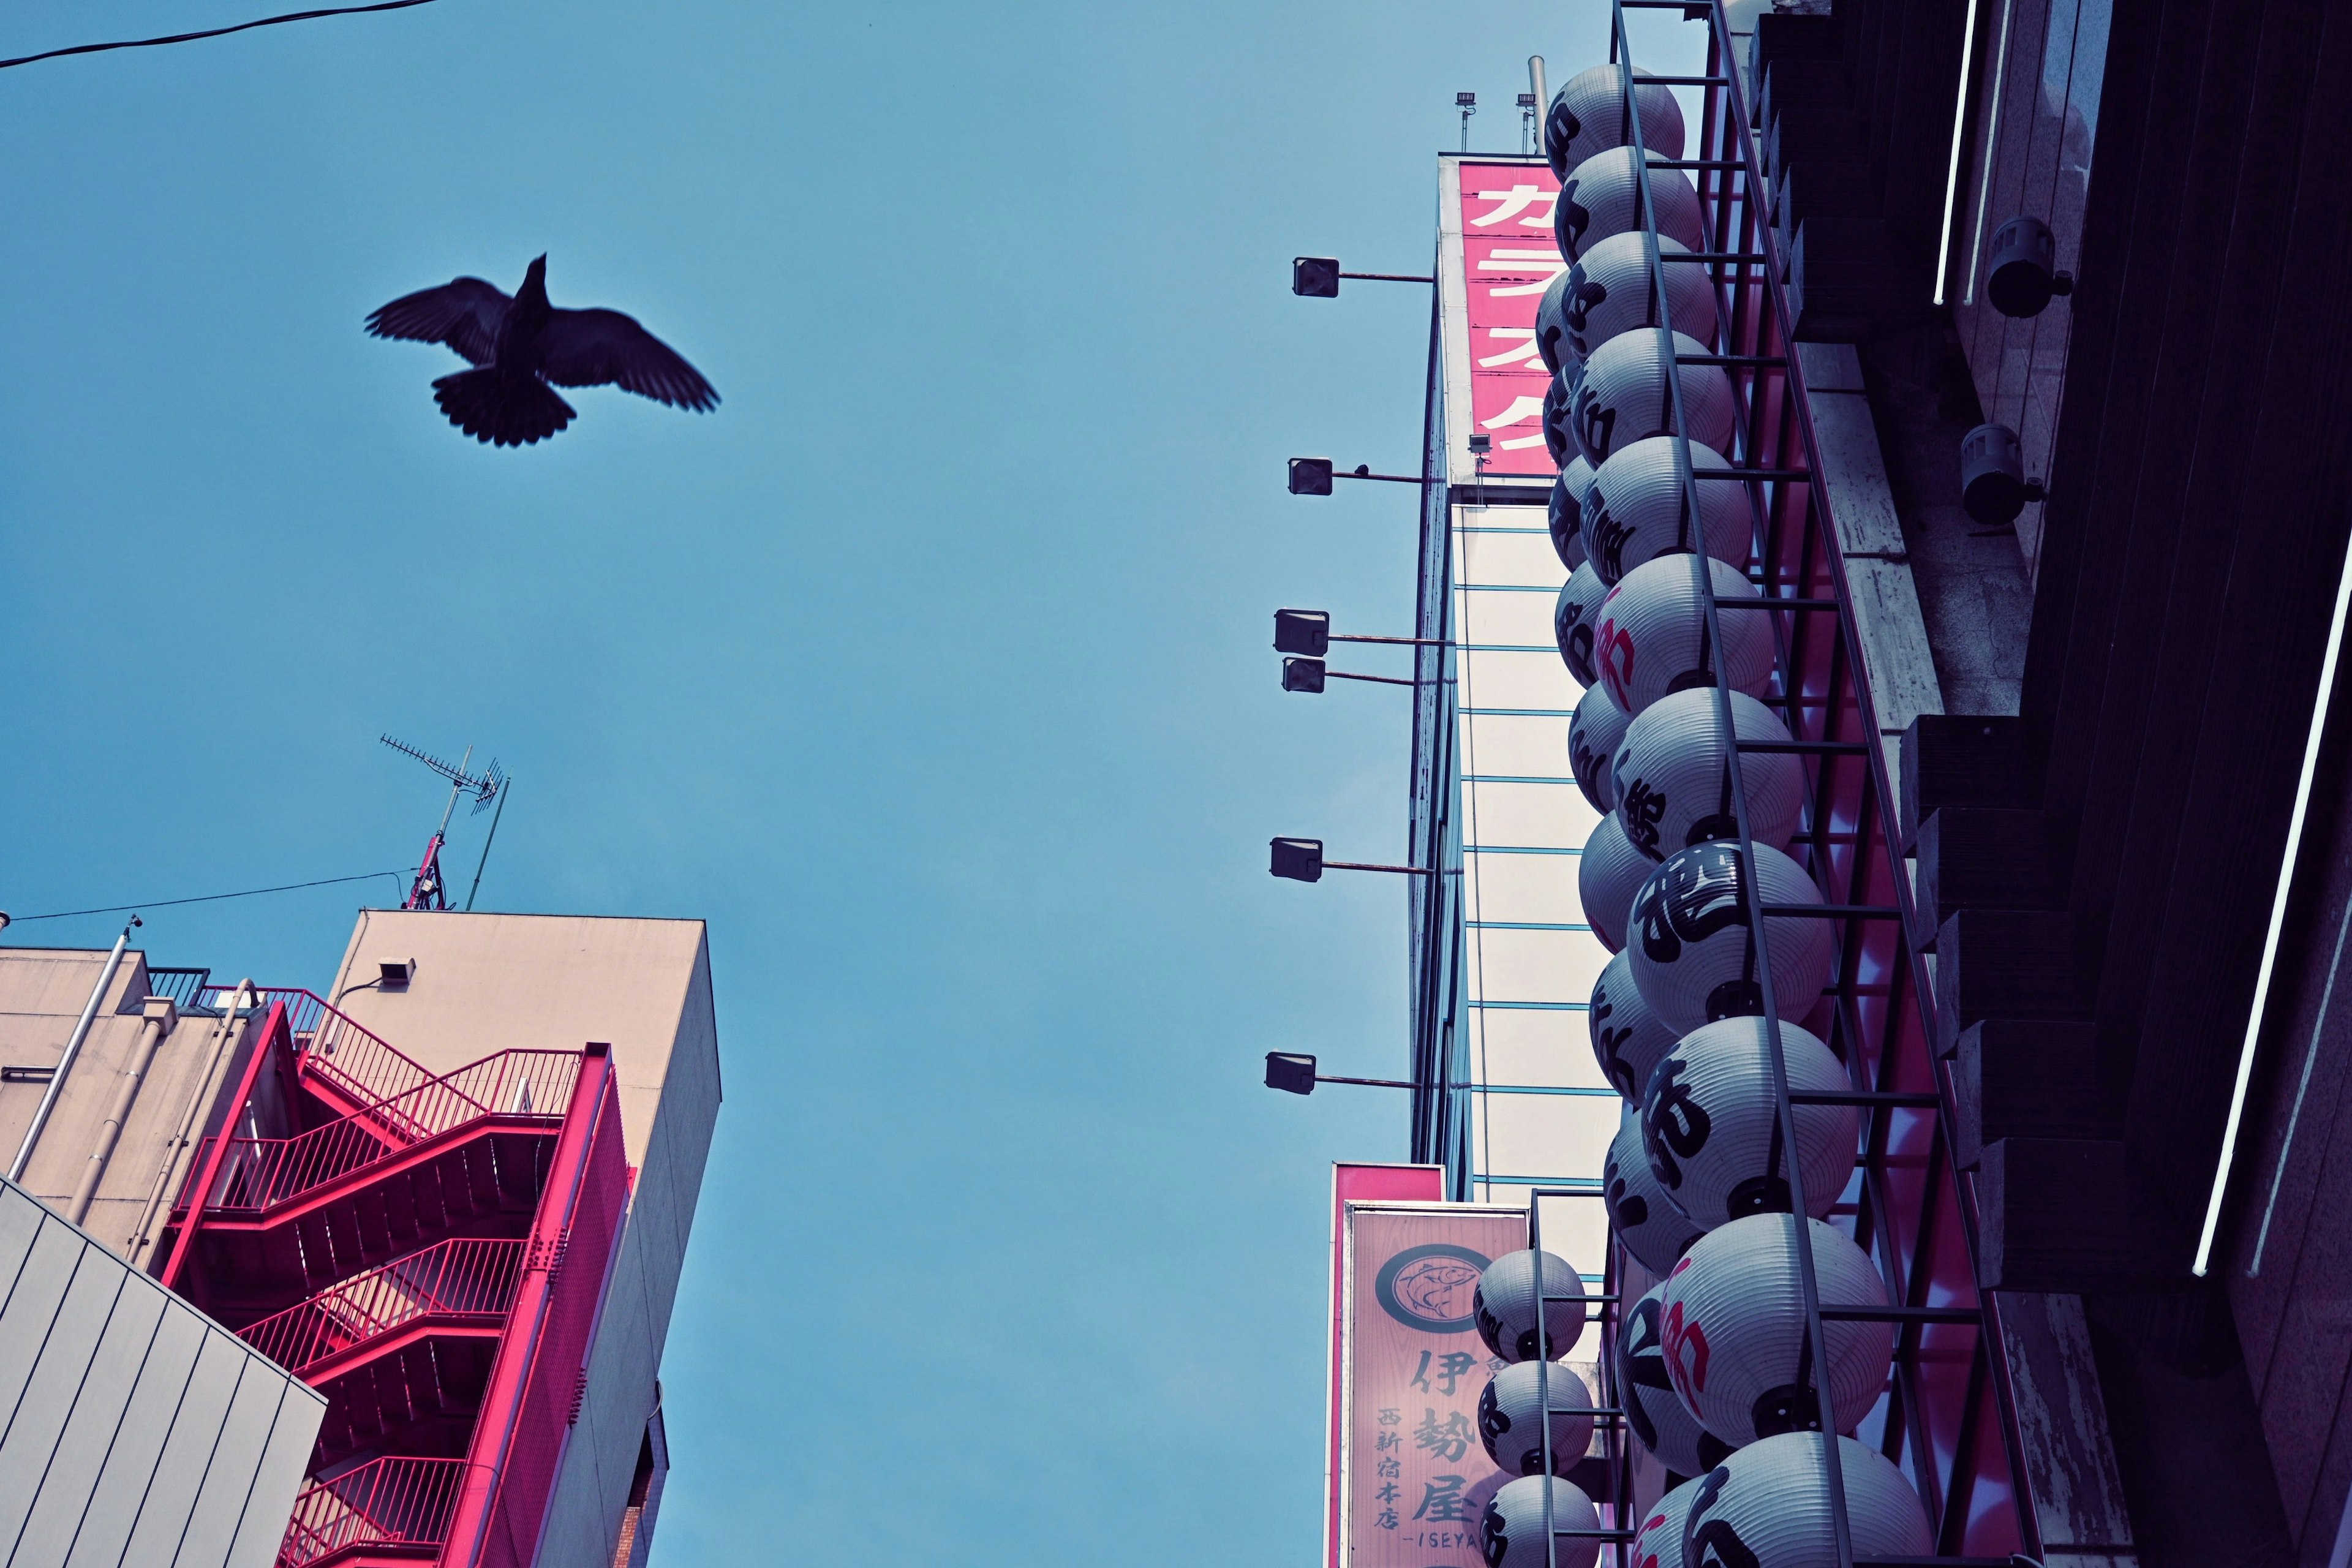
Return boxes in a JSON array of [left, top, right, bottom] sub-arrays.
[[154, 992, 630, 1568]]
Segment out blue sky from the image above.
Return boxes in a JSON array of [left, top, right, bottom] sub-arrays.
[[0, 2, 1640, 1560]]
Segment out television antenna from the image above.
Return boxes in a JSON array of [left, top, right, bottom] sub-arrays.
[[380, 735, 504, 911]]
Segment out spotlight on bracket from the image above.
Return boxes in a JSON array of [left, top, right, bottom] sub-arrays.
[[1282, 657, 1329, 693], [1985, 216, 2075, 318], [1265, 1052, 1319, 1095], [1274, 608, 1332, 657], [1292, 258, 1341, 298], [1289, 458, 1335, 496], [1270, 837, 1327, 882], [1959, 423, 2047, 527]]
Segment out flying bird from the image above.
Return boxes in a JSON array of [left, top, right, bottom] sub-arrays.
[[365, 255, 717, 447]]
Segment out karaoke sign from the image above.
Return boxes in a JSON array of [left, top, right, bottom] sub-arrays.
[[1458, 162, 1566, 479], [1335, 1195, 1529, 1568]]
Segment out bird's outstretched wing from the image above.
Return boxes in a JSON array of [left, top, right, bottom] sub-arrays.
[[538, 308, 719, 410], [364, 277, 511, 366]]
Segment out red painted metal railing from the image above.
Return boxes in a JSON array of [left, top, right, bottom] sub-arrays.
[[277, 1457, 471, 1567], [191, 1049, 580, 1216], [238, 1238, 525, 1377], [198, 984, 444, 1121]]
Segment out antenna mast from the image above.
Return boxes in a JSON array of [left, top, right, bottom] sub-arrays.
[[380, 735, 505, 911]]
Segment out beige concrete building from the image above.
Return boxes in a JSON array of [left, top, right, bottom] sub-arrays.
[[0, 910, 721, 1568]]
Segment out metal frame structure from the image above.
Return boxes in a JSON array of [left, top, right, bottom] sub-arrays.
[[151, 981, 627, 1568], [1409, 5, 2035, 1561]]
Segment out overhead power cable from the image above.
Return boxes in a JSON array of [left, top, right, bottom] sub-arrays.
[[1, 0, 450, 72], [9, 870, 409, 923]]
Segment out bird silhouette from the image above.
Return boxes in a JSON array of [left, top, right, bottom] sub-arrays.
[[365, 255, 717, 447]]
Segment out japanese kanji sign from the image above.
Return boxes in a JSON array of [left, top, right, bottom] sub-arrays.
[[1338, 1199, 1529, 1568], [1458, 163, 1566, 478]]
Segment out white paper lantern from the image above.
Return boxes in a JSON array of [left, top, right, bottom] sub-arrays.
[[1606, 1117, 1704, 1276], [1611, 690, 1804, 864], [1583, 437, 1751, 585], [1474, 1249, 1587, 1363], [1568, 683, 1630, 813], [1545, 365, 1583, 467], [1572, 330, 1737, 467], [1659, 1213, 1893, 1444], [1483, 1476, 1603, 1568], [1546, 63, 1687, 179], [1592, 556, 1775, 720], [1590, 950, 1676, 1101], [1642, 1017, 1856, 1227], [1679, 1433, 1931, 1568], [1558, 235, 1720, 367], [1620, 1284, 1734, 1477], [1478, 1361, 1597, 1477], [1557, 146, 1708, 262], [1551, 456, 1597, 570], [1579, 816, 1650, 954], [1630, 1477, 1703, 1568], [1627, 842, 1836, 1034], [1555, 562, 1611, 687], [1536, 268, 1576, 376]]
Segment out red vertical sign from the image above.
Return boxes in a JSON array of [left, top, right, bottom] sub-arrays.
[[1329, 1166, 1446, 1568], [1458, 163, 1566, 478], [1332, 1184, 1530, 1568]]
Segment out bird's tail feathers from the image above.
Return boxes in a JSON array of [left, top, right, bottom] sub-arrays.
[[431, 369, 576, 447]]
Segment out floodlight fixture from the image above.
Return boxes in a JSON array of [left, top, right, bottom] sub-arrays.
[[1274, 608, 1445, 655], [1985, 216, 2076, 318], [1291, 257, 1436, 296], [1269, 837, 1433, 881], [1286, 458, 1425, 492], [1266, 1052, 1318, 1095], [1262, 1052, 1418, 1094], [1280, 657, 1417, 692]]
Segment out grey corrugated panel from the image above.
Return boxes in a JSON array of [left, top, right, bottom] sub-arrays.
[[219, 1384, 322, 1568], [0, 1192, 43, 1310], [115, 1333, 244, 1567], [0, 1221, 85, 1427], [168, 1360, 286, 1568], [61, 1306, 207, 1568], [0, 1252, 129, 1550], [7, 1264, 167, 1566]]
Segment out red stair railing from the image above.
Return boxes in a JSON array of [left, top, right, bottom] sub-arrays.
[[199, 984, 445, 1123], [191, 1049, 581, 1216], [277, 1457, 472, 1567], [238, 1238, 526, 1378]]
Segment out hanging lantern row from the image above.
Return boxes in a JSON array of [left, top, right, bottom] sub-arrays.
[[1484, 58, 1936, 1568]]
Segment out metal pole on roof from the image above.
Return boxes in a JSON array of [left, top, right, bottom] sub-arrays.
[[465, 775, 511, 912], [8, 919, 136, 1183], [1529, 58, 1550, 157]]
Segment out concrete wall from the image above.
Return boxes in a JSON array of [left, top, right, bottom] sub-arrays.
[[0, 950, 262, 1271], [328, 911, 715, 1174], [0, 1172, 324, 1568]]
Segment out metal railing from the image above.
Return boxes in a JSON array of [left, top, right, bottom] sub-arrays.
[[277, 1456, 472, 1567], [143, 967, 214, 1010], [192, 1048, 579, 1215], [238, 1237, 525, 1377], [197, 984, 443, 1118], [1577, 4, 2025, 1563]]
